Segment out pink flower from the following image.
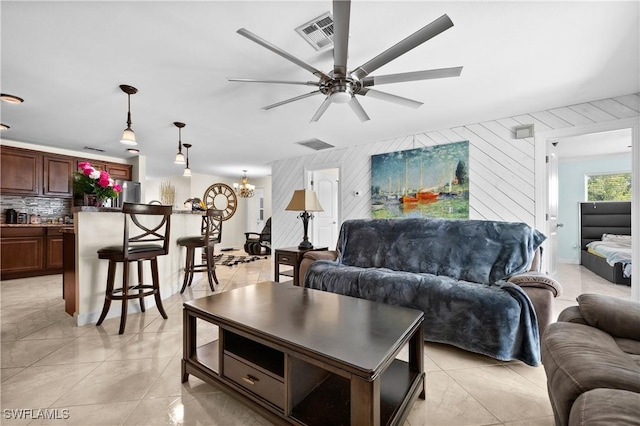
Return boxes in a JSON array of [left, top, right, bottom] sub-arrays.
[[113, 184, 122, 193], [82, 167, 93, 176], [78, 162, 91, 170]]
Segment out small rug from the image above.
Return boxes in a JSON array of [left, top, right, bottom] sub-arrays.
[[213, 254, 268, 267]]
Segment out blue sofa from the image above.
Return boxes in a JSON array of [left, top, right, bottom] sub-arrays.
[[300, 218, 561, 366]]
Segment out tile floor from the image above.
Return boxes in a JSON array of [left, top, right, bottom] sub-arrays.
[[0, 253, 631, 426]]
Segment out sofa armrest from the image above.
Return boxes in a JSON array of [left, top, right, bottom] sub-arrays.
[[507, 272, 562, 297], [299, 250, 338, 287], [556, 305, 588, 325], [576, 294, 640, 340]]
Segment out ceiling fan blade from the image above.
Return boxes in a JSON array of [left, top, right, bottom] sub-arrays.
[[228, 78, 320, 86], [351, 14, 454, 80], [310, 97, 332, 122], [332, 0, 351, 77], [359, 88, 423, 109], [262, 90, 322, 110], [348, 97, 371, 122], [237, 28, 330, 81], [361, 66, 463, 87]]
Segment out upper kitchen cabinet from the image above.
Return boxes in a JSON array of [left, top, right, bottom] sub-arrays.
[[43, 154, 74, 197], [106, 163, 132, 181], [0, 146, 41, 196], [76, 160, 132, 181]]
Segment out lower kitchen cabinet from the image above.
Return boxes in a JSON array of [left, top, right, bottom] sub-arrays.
[[1, 226, 71, 280]]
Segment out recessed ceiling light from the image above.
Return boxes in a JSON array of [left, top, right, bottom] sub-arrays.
[[0, 93, 24, 104], [0, 123, 10, 130], [127, 148, 140, 154]]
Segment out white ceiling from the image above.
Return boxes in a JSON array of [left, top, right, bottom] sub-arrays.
[[1, 1, 638, 179], [556, 128, 633, 159]]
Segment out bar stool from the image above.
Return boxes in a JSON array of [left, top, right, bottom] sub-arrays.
[[177, 209, 223, 293], [96, 203, 172, 334]]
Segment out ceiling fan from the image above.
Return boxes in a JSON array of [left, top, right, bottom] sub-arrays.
[[229, 0, 463, 122]]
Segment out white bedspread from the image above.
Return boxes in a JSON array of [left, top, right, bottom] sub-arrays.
[[586, 240, 632, 278]]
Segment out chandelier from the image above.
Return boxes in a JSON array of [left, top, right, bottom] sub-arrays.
[[233, 170, 255, 198]]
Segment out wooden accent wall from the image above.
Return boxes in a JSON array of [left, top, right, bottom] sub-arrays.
[[271, 93, 640, 250]]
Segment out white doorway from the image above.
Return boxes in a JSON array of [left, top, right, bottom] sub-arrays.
[[307, 167, 340, 250], [246, 188, 265, 233], [536, 117, 638, 301]]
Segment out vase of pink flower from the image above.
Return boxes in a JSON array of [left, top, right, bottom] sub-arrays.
[[74, 162, 123, 206]]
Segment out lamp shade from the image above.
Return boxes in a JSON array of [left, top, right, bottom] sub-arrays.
[[121, 127, 137, 145], [174, 152, 185, 164], [285, 190, 324, 212]]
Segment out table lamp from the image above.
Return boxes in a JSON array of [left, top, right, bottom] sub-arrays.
[[285, 189, 324, 250]]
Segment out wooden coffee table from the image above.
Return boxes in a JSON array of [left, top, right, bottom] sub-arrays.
[[182, 281, 425, 426]]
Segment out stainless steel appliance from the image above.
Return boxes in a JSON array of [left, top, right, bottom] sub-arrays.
[[113, 180, 141, 208]]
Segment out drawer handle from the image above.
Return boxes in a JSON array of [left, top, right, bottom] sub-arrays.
[[241, 375, 259, 386], [281, 257, 289, 261]]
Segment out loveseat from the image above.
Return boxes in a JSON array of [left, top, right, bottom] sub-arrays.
[[300, 218, 562, 366], [542, 294, 640, 426]]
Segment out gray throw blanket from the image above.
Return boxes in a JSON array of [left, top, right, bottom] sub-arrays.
[[304, 218, 545, 366]]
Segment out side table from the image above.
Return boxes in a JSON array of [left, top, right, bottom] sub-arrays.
[[274, 246, 327, 286]]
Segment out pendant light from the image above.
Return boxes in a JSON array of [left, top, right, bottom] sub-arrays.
[[119, 84, 138, 146], [174, 122, 186, 164], [183, 143, 192, 177]]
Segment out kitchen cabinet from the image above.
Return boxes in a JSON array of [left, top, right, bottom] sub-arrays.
[[43, 155, 74, 197], [0, 227, 44, 277], [106, 163, 132, 181], [0, 226, 72, 280], [76, 160, 132, 181], [0, 146, 41, 196], [46, 227, 65, 269]]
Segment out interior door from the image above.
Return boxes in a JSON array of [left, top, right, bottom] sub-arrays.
[[310, 169, 339, 250], [547, 141, 559, 276]]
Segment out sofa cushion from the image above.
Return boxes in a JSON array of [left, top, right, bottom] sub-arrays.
[[569, 389, 640, 426], [577, 294, 640, 341], [542, 321, 640, 425], [306, 260, 541, 365], [336, 218, 545, 285]]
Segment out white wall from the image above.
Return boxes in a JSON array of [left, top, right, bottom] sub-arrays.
[[558, 153, 632, 263], [272, 93, 639, 250], [145, 172, 269, 250]]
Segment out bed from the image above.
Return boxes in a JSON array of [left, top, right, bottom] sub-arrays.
[[580, 201, 631, 286]]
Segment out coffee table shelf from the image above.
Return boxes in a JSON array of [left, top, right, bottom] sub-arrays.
[[182, 282, 425, 425]]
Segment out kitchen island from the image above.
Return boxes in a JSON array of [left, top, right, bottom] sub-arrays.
[[66, 206, 202, 326]]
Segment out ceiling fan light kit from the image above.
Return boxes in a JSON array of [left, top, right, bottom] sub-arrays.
[[119, 84, 138, 146], [229, 0, 463, 122]]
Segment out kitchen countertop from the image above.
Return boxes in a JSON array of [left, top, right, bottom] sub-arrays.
[[1, 223, 74, 228], [72, 206, 205, 214]]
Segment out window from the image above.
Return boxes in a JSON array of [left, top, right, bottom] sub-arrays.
[[586, 172, 632, 201]]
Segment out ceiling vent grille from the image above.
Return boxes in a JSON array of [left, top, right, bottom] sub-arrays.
[[83, 146, 105, 152], [296, 138, 334, 151], [295, 12, 334, 51]]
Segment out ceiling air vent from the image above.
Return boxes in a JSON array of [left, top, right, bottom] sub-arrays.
[[295, 12, 334, 51], [83, 146, 105, 152], [296, 138, 334, 151]]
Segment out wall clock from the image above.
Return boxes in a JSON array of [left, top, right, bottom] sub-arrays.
[[203, 183, 237, 221]]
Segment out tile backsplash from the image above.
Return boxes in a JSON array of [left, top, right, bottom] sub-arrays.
[[1, 196, 72, 223]]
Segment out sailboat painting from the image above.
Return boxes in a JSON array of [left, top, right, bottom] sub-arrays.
[[370, 141, 469, 219]]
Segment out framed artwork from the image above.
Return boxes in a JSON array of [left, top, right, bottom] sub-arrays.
[[371, 141, 469, 219]]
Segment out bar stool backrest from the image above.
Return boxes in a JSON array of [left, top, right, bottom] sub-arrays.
[[122, 202, 172, 260], [201, 209, 223, 246]]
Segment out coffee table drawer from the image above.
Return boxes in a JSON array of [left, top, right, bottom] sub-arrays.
[[223, 354, 284, 409]]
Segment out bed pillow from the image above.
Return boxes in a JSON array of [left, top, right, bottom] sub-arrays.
[[602, 233, 632, 243]]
